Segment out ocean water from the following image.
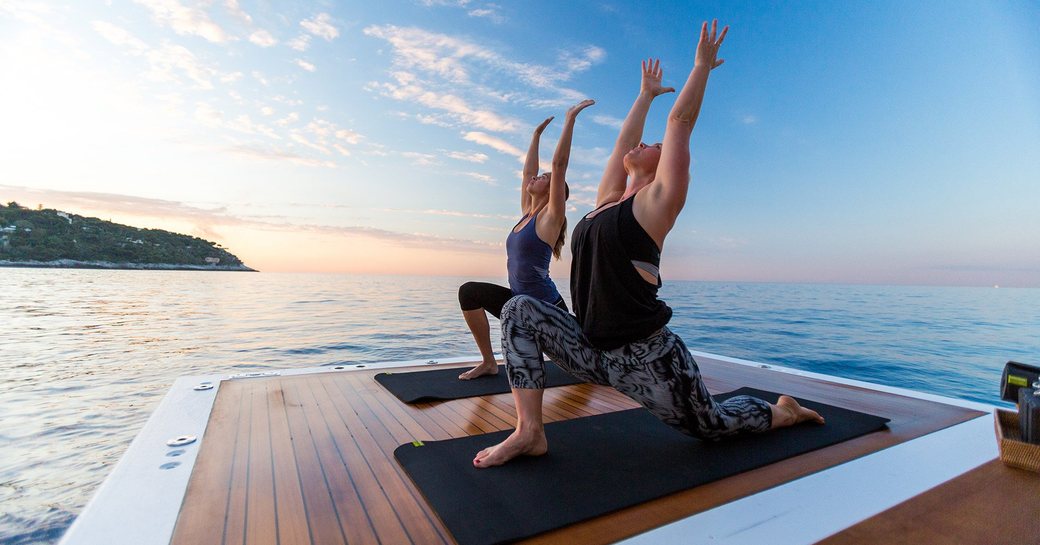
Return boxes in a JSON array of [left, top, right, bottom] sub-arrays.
[[1, 269, 1037, 544]]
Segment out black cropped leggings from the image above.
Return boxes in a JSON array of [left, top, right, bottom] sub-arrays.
[[458, 281, 567, 318]]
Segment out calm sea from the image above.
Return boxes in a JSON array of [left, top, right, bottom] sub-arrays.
[[1, 269, 1037, 544]]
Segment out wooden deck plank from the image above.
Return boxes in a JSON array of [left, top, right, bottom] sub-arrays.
[[341, 372, 456, 545], [817, 459, 1040, 544], [294, 377, 381, 545], [172, 358, 984, 545], [325, 374, 452, 545], [266, 383, 312, 545], [307, 376, 415, 545], [169, 379, 244, 545], [245, 382, 277, 545], [279, 378, 348, 545], [222, 383, 254, 545]]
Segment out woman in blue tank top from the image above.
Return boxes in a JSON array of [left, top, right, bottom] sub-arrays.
[[474, 21, 825, 468], [456, 100, 595, 380]]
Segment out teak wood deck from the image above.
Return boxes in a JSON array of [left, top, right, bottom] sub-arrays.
[[169, 357, 984, 545], [820, 459, 1040, 544]]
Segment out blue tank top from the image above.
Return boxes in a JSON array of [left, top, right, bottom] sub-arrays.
[[506, 212, 562, 303]]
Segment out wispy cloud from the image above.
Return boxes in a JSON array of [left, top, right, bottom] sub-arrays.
[[419, 0, 506, 23], [381, 207, 514, 220], [300, 13, 339, 41], [146, 43, 217, 89], [363, 24, 604, 131], [461, 171, 496, 185], [224, 0, 252, 25], [559, 46, 606, 73], [0, 1, 57, 25], [286, 34, 311, 51], [570, 146, 610, 167], [275, 112, 300, 126], [446, 150, 489, 163], [225, 144, 336, 167], [741, 114, 758, 125], [368, 71, 522, 132], [295, 58, 316, 72], [467, 8, 504, 23], [398, 112, 453, 128], [463, 131, 522, 159], [133, 0, 229, 43], [194, 102, 280, 139], [93, 21, 218, 89], [364, 24, 602, 89], [418, 0, 472, 6], [92, 21, 149, 53], [248, 29, 277, 47], [591, 114, 623, 129], [401, 151, 440, 166], [251, 70, 269, 86]]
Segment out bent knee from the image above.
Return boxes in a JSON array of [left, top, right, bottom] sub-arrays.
[[500, 294, 538, 321], [458, 281, 482, 310]]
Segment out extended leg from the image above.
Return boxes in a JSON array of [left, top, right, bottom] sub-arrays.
[[606, 329, 822, 440]]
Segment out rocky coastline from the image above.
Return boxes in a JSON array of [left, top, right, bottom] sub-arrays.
[[0, 259, 256, 271]]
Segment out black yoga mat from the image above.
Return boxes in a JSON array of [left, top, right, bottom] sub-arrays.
[[374, 361, 583, 403], [395, 387, 890, 545]]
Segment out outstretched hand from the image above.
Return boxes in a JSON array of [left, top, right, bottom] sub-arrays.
[[535, 116, 554, 134], [640, 58, 675, 98], [566, 99, 595, 120], [695, 19, 729, 70]]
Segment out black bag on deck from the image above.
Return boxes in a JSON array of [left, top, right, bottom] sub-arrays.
[[1000, 361, 1040, 403]]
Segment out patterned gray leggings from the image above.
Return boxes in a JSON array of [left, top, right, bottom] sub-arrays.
[[501, 295, 772, 440]]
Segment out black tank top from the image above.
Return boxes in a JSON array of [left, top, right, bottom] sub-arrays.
[[570, 196, 672, 350]]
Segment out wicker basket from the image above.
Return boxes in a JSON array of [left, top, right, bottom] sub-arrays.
[[994, 409, 1040, 473]]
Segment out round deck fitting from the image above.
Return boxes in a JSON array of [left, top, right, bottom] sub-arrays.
[[166, 435, 197, 447], [193, 383, 214, 391]]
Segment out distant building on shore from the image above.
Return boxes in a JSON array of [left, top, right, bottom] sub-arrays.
[[205, 257, 221, 265]]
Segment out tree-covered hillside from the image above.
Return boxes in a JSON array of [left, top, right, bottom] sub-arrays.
[[0, 202, 251, 269]]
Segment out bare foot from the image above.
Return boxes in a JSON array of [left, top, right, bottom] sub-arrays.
[[473, 428, 547, 468], [459, 361, 499, 380], [772, 395, 826, 428]]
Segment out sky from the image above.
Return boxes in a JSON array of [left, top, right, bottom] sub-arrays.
[[1, 1, 1038, 287]]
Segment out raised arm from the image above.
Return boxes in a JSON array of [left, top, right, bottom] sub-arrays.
[[595, 59, 674, 207], [546, 100, 595, 222], [644, 19, 728, 240], [521, 116, 554, 213]]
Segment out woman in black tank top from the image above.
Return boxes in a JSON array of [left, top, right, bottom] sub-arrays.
[[474, 20, 825, 469]]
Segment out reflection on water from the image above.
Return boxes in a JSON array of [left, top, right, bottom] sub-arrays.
[[1, 269, 1037, 544]]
